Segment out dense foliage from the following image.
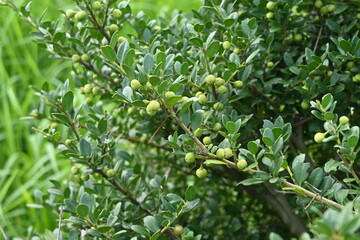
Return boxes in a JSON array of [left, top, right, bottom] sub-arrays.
[[2, 0, 360, 239]]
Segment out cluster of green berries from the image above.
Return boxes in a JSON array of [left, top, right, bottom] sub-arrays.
[[314, 116, 349, 143], [266, 1, 276, 19], [71, 53, 91, 63], [81, 83, 100, 104]]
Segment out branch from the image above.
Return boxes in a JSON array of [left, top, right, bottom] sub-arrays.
[[0, 226, 8, 240]]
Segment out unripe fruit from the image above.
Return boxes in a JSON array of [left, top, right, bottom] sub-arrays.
[[108, 24, 119, 32], [233, 48, 241, 54], [314, 132, 325, 143], [71, 166, 80, 175], [92, 87, 100, 95], [266, 62, 274, 68], [327, 71, 333, 77], [195, 91, 204, 98], [224, 148, 233, 158], [222, 41, 231, 50], [203, 136, 212, 145], [216, 148, 225, 159], [213, 123, 222, 131], [294, 34, 303, 42], [266, 12, 274, 19], [72, 54, 81, 63], [165, 91, 175, 98], [146, 100, 160, 115], [301, 101, 309, 110], [65, 9, 76, 18], [112, 9, 122, 19], [266, 1, 275, 10], [215, 77, 225, 86], [65, 139, 73, 146], [339, 116, 349, 125], [180, 96, 189, 103], [91, 1, 102, 10], [213, 102, 224, 111], [198, 94, 207, 105], [205, 74, 216, 85], [85, 97, 93, 104], [237, 159, 248, 170], [196, 167, 208, 178], [233, 80, 243, 88], [347, 61, 355, 69], [185, 152, 196, 163], [75, 10, 87, 21], [106, 169, 117, 178], [83, 84, 93, 94], [326, 4, 335, 12], [353, 74, 360, 82], [81, 54, 90, 62], [50, 122, 58, 129], [314, 0, 323, 8], [174, 225, 184, 236], [127, 107, 136, 115], [194, 128, 203, 138], [81, 174, 90, 181], [130, 79, 141, 90], [117, 36, 127, 43], [320, 6, 328, 14], [140, 109, 146, 116], [357, 13, 360, 20], [217, 85, 227, 94]]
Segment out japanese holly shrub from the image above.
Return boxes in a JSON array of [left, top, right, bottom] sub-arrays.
[[2, 0, 360, 239]]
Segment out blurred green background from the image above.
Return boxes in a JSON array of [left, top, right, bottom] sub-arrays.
[[0, 0, 201, 238]]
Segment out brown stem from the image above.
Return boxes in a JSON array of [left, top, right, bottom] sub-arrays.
[[84, 0, 111, 41]]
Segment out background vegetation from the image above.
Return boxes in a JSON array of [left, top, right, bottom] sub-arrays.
[[0, 0, 201, 237]]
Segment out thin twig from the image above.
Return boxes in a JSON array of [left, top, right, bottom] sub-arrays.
[[0, 226, 8, 240], [57, 206, 64, 240]]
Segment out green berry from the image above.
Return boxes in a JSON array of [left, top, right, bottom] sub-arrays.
[[223, 41, 231, 50], [106, 169, 117, 178], [213, 102, 224, 111], [108, 24, 119, 32], [314, 132, 325, 143], [112, 9, 122, 19], [75, 10, 87, 21], [233, 48, 241, 54], [195, 91, 204, 98], [326, 4, 335, 12], [81, 54, 90, 62], [237, 159, 248, 170], [146, 100, 160, 115], [180, 96, 189, 103], [320, 6, 328, 14], [339, 116, 349, 125], [185, 152, 196, 163], [215, 77, 225, 86], [224, 148, 233, 159], [83, 84, 92, 94], [198, 94, 207, 105], [216, 148, 225, 159], [205, 74, 216, 85], [314, 0, 323, 8], [213, 123, 222, 131], [85, 97, 93, 104], [327, 71, 333, 77], [347, 61, 355, 69], [357, 13, 360, 20], [130, 79, 141, 90], [217, 85, 227, 94], [81, 174, 90, 181], [117, 36, 127, 43], [266, 2, 275, 10], [92, 87, 100, 95], [266, 12, 274, 19], [72, 54, 81, 63], [65, 139, 73, 146], [233, 81, 243, 88], [301, 101, 309, 110], [91, 1, 102, 10], [127, 107, 136, 115], [71, 166, 80, 175], [165, 91, 176, 98], [203, 136, 212, 145], [174, 225, 184, 236], [266, 62, 274, 68], [194, 128, 203, 138], [196, 167, 208, 178], [65, 9, 76, 18], [353, 74, 360, 82], [293, 34, 303, 42]]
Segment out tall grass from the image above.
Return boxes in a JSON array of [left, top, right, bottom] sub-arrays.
[[0, 0, 201, 237]]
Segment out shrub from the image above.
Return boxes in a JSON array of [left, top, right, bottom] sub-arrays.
[[2, 0, 360, 239]]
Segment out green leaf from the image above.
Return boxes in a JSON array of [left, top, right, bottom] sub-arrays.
[[143, 216, 160, 233], [247, 141, 258, 154], [76, 204, 89, 217], [226, 121, 236, 134], [117, 40, 130, 63], [237, 178, 266, 186], [189, 37, 203, 48], [101, 46, 116, 62], [190, 110, 204, 131], [164, 96, 182, 108], [206, 40, 220, 58], [245, 49, 259, 64], [79, 138, 92, 157], [80, 192, 95, 211], [308, 168, 324, 188], [131, 225, 150, 237], [348, 135, 358, 148], [183, 198, 200, 212], [321, 93, 333, 111], [62, 91, 74, 112], [143, 54, 154, 73], [292, 154, 309, 185], [339, 40, 351, 53], [185, 185, 196, 201], [269, 232, 284, 240]]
